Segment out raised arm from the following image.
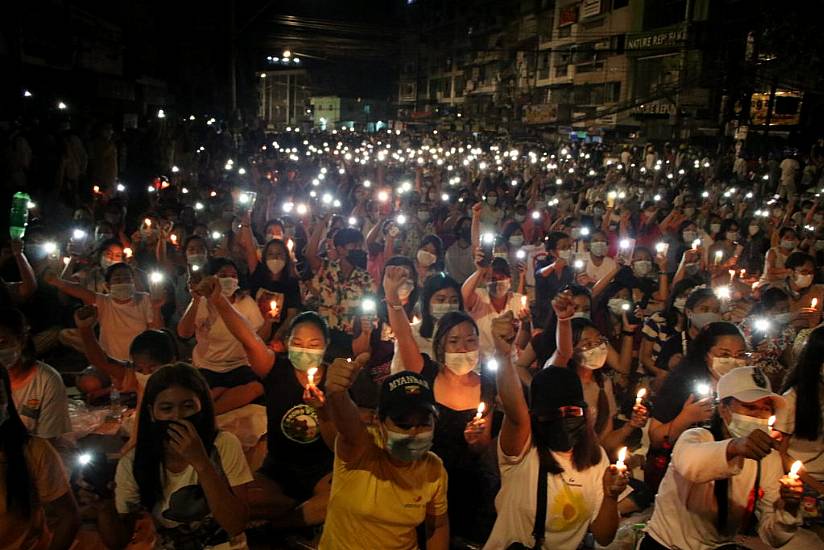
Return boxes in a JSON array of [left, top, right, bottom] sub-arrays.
[[44, 271, 96, 305], [384, 265, 423, 373], [548, 292, 575, 367], [305, 214, 329, 274], [325, 356, 371, 463], [9, 240, 37, 301], [461, 249, 488, 310], [74, 306, 130, 389], [492, 316, 531, 457]]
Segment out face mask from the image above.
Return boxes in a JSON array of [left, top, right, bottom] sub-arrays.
[[534, 416, 587, 452], [346, 249, 368, 269], [726, 412, 770, 439], [398, 280, 415, 300], [384, 428, 434, 462], [557, 249, 571, 261], [710, 356, 746, 378], [417, 249, 437, 267], [267, 258, 286, 275], [509, 235, 524, 247], [135, 371, 151, 388], [794, 273, 813, 288], [187, 253, 207, 266], [682, 230, 697, 243], [109, 283, 135, 301], [590, 241, 608, 257], [774, 312, 793, 325], [218, 277, 239, 297], [780, 239, 796, 251], [444, 350, 479, 376], [571, 311, 591, 320], [673, 297, 687, 312], [101, 256, 118, 270], [689, 311, 721, 329], [710, 223, 721, 234], [431, 302, 459, 320], [487, 196, 498, 206], [514, 214, 526, 223], [726, 231, 738, 242], [417, 211, 431, 222], [488, 279, 511, 297], [608, 298, 630, 316], [288, 346, 324, 372], [579, 343, 608, 370], [748, 225, 760, 236], [0, 346, 21, 369], [633, 260, 652, 277]]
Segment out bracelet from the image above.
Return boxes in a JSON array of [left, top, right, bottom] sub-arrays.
[[557, 315, 573, 322]]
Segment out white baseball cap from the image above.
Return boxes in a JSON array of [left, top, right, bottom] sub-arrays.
[[717, 366, 785, 409]]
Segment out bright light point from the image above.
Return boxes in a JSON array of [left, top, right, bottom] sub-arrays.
[[147, 185, 155, 192], [156, 109, 166, 119], [755, 319, 770, 332], [580, 227, 590, 236], [621, 302, 631, 311], [260, 73, 267, 79], [171, 165, 179, 173], [532, 211, 540, 220], [72, 229, 86, 240], [57, 101, 67, 110], [574, 259, 584, 269], [333, 199, 341, 208], [27, 201, 36, 209], [516, 249, 526, 260], [77, 453, 92, 466], [556, 178, 563, 185], [282, 49, 292, 58], [282, 202, 294, 213], [238, 168, 247, 175], [150, 271, 164, 284], [377, 190, 389, 202], [619, 239, 630, 249], [654, 194, 661, 201], [715, 286, 730, 300], [116, 183, 126, 192], [211, 231, 222, 240], [322, 193, 333, 204], [348, 217, 357, 226], [441, 193, 449, 202], [194, 202, 204, 211], [486, 358, 499, 372], [23, 90, 32, 98], [43, 242, 57, 254], [482, 233, 494, 244]]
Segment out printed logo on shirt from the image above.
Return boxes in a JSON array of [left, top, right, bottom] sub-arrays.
[[402, 496, 425, 509], [548, 483, 588, 533], [281, 404, 320, 444], [19, 399, 41, 420]]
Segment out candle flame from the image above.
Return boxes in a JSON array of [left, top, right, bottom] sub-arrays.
[[812, 298, 818, 310], [307, 367, 318, 386], [269, 300, 278, 312], [740, 269, 746, 277], [170, 234, 178, 244], [636, 388, 647, 400], [790, 460, 802, 478], [769, 415, 776, 428], [124, 247, 133, 258], [520, 295, 527, 308], [287, 239, 294, 251], [144, 218, 151, 227], [475, 402, 486, 419], [617, 447, 627, 463]]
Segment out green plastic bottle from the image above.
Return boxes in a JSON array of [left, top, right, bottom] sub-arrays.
[[9, 191, 31, 240]]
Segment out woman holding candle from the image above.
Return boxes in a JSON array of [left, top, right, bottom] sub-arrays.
[[203, 279, 336, 530], [642, 366, 803, 550], [385, 265, 498, 545], [761, 227, 799, 283], [784, 252, 824, 328], [483, 298, 628, 549], [654, 286, 721, 375]]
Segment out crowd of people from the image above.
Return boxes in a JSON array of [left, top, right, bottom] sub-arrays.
[[3, 110, 824, 550]]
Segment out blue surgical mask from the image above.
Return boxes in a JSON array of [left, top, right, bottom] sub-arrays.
[[384, 427, 434, 461], [288, 346, 324, 372]]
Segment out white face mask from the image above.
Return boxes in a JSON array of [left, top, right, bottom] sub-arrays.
[[794, 273, 813, 288], [430, 302, 459, 320], [579, 343, 608, 370], [590, 241, 608, 257], [508, 235, 524, 247], [266, 258, 286, 275], [710, 356, 746, 378], [417, 249, 437, 267], [444, 350, 479, 376], [710, 223, 721, 234], [632, 260, 652, 277], [218, 277, 239, 297], [780, 239, 796, 251], [726, 412, 770, 439], [109, 283, 135, 301], [689, 311, 721, 329], [572, 311, 590, 320], [187, 253, 207, 266], [557, 249, 571, 261]]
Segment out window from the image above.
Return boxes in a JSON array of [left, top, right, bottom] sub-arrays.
[[558, 25, 572, 39]]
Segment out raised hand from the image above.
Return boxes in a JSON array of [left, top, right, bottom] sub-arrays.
[[74, 305, 99, 329]]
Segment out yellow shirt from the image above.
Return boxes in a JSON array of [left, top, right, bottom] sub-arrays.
[[319, 433, 448, 550]]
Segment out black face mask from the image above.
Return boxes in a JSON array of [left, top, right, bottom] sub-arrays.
[[152, 410, 211, 445], [534, 416, 587, 452], [346, 249, 367, 269]]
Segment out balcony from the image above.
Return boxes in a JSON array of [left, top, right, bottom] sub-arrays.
[[550, 64, 574, 84]]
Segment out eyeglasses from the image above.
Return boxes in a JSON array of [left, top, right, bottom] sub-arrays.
[[578, 337, 608, 352]]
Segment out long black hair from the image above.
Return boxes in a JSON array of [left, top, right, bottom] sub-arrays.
[[419, 272, 463, 339], [0, 365, 34, 519], [569, 318, 611, 435], [133, 363, 217, 512], [660, 277, 703, 329], [129, 329, 179, 364], [259, 238, 296, 283], [709, 399, 733, 532], [783, 325, 824, 440], [679, 321, 744, 379]]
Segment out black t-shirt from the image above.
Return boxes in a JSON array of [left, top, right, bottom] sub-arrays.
[[651, 361, 713, 425], [248, 263, 301, 331], [262, 354, 332, 474], [656, 331, 688, 372], [530, 331, 555, 369]]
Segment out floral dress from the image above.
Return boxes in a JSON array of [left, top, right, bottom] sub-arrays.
[[740, 317, 796, 391], [308, 258, 374, 333]]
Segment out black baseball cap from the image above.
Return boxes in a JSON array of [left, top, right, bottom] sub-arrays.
[[530, 367, 588, 417], [378, 371, 439, 420]]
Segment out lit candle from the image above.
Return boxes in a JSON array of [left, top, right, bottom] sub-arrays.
[[692, 238, 701, 250], [269, 300, 278, 317], [811, 298, 818, 310], [124, 247, 133, 258], [635, 388, 647, 406], [769, 415, 776, 430], [170, 234, 178, 245], [287, 238, 294, 253], [740, 269, 746, 278], [144, 218, 151, 228], [616, 446, 628, 472], [789, 460, 803, 480], [93, 185, 100, 194], [475, 402, 486, 420], [520, 295, 527, 309], [728, 269, 736, 284], [714, 250, 723, 265], [307, 367, 318, 388]]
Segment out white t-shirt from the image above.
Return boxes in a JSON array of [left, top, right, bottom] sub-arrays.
[[780, 158, 800, 186], [96, 292, 154, 361], [584, 253, 617, 283], [775, 387, 824, 481], [484, 438, 609, 550], [468, 288, 525, 357], [645, 428, 800, 550], [390, 319, 434, 373], [192, 295, 264, 373], [11, 361, 72, 439], [115, 430, 254, 550]]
